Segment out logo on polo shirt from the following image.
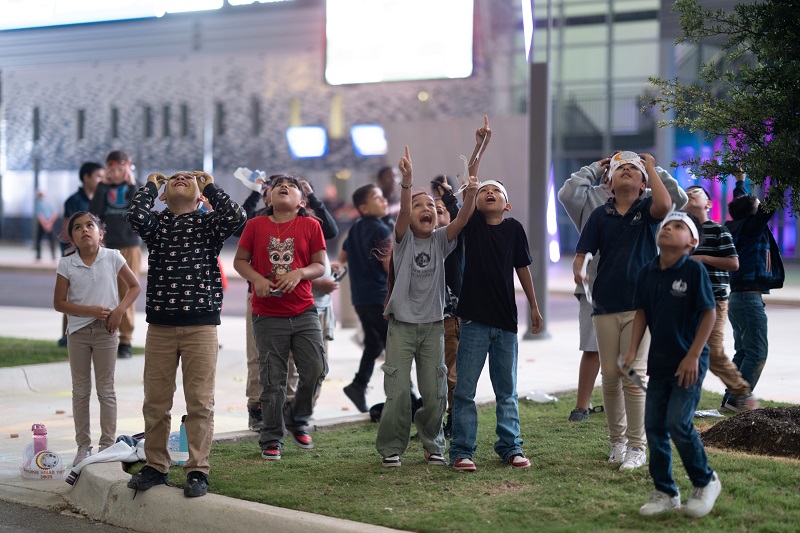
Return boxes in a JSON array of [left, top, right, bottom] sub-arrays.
[[671, 279, 688, 297]]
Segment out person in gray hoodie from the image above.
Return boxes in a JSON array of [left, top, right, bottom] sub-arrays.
[[557, 154, 687, 423]]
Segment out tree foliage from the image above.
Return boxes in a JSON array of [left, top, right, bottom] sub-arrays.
[[647, 0, 800, 214]]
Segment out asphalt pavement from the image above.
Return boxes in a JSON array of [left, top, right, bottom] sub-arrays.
[[1, 241, 798, 532]]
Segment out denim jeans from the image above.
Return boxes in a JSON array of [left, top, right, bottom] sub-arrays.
[[252, 307, 327, 448], [449, 320, 523, 463], [726, 292, 768, 403], [645, 371, 713, 497]]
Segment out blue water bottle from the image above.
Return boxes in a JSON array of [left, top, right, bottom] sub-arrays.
[[178, 415, 189, 465]]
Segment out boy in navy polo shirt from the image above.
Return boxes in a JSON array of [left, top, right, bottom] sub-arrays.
[[340, 183, 392, 412], [574, 152, 673, 471], [623, 211, 720, 518]]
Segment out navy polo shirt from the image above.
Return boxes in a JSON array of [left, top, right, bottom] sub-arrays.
[[575, 196, 661, 315], [633, 254, 716, 379]]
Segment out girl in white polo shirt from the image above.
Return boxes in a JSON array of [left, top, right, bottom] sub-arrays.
[[54, 211, 140, 466]]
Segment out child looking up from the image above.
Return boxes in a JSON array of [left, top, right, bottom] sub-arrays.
[[682, 186, 757, 410], [377, 146, 478, 467], [623, 211, 720, 518], [54, 211, 141, 466], [126, 170, 245, 498], [449, 175, 544, 472], [234, 175, 327, 461], [573, 152, 673, 471]]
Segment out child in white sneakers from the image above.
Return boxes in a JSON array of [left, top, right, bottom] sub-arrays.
[[377, 146, 477, 467], [622, 211, 721, 518]]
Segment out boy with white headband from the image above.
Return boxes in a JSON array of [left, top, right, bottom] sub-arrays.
[[558, 152, 687, 423], [574, 151, 674, 471], [622, 210, 721, 518], [449, 168, 543, 472]]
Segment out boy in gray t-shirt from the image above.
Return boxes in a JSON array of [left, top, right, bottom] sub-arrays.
[[376, 146, 478, 468]]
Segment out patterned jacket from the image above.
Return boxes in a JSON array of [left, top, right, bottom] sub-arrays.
[[127, 182, 245, 326]]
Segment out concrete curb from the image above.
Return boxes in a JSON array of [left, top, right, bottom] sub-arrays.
[[67, 463, 401, 533]]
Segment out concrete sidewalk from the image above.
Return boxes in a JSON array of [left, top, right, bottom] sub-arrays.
[[1, 240, 799, 532]]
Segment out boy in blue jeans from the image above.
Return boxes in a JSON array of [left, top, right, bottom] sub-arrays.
[[623, 211, 721, 518], [449, 179, 543, 471]]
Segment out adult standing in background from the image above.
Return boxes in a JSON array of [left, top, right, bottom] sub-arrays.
[[90, 150, 141, 359]]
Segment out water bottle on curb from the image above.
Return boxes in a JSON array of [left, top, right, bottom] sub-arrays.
[[168, 415, 189, 466], [32, 424, 48, 453], [179, 415, 189, 463]]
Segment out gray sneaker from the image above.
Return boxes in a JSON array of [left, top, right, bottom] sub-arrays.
[[684, 472, 722, 518], [73, 445, 92, 467], [608, 442, 626, 464], [568, 408, 589, 422], [640, 490, 681, 516]]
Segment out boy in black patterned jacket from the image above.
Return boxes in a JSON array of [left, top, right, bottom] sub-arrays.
[[126, 170, 244, 498]]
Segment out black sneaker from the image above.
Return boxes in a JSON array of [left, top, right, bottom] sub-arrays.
[[248, 404, 263, 432], [343, 383, 368, 413], [184, 471, 208, 498], [443, 415, 453, 439], [118, 343, 133, 359], [127, 465, 168, 491], [568, 408, 589, 422]]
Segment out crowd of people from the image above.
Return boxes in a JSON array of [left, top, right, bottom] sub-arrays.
[[48, 117, 782, 518]]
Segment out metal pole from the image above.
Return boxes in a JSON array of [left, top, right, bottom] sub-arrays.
[[524, 0, 552, 340]]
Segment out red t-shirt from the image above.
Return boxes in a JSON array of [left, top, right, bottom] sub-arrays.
[[238, 215, 326, 317]]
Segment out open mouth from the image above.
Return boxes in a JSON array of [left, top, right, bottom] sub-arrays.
[[420, 213, 433, 224]]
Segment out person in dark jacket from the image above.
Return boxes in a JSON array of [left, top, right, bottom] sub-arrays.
[[722, 172, 784, 412], [125, 170, 245, 498]]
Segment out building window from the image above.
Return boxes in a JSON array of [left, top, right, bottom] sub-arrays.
[[111, 107, 119, 139], [77, 109, 86, 140], [33, 107, 40, 142], [180, 104, 189, 137], [143, 106, 153, 138], [215, 102, 225, 137], [162, 105, 171, 137], [251, 97, 261, 136]]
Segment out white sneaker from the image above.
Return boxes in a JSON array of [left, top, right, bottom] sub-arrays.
[[620, 446, 647, 471], [608, 442, 627, 463], [684, 472, 722, 518], [73, 445, 92, 467], [640, 490, 681, 516]]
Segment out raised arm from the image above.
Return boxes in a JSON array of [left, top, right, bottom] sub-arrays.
[[394, 145, 413, 243], [126, 174, 166, 240], [446, 176, 478, 241], [641, 153, 671, 220], [655, 166, 688, 210], [301, 180, 339, 239], [467, 115, 492, 178]]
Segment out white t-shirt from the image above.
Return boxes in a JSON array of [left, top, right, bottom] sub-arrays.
[[56, 247, 127, 334], [384, 227, 456, 324]]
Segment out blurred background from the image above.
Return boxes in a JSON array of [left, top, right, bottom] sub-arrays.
[[0, 0, 796, 260]]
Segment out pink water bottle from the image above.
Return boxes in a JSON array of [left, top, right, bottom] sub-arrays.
[[32, 424, 48, 454]]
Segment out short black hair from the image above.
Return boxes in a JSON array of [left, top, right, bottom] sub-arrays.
[[79, 162, 103, 183], [352, 183, 378, 209], [728, 194, 759, 220], [105, 150, 131, 164]]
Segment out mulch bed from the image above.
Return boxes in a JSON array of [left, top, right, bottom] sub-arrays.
[[701, 406, 800, 459]]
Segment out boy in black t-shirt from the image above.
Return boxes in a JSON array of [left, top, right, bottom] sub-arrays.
[[448, 179, 543, 472]]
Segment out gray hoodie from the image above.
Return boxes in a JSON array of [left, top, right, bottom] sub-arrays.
[[557, 161, 688, 295]]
